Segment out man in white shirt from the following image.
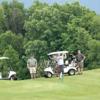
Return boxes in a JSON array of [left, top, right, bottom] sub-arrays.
[[56, 54, 64, 79]]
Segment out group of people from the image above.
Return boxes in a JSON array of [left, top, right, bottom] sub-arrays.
[[52, 50, 85, 79], [27, 50, 85, 79]]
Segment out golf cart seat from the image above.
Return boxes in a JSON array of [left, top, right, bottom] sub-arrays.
[[64, 60, 69, 66]]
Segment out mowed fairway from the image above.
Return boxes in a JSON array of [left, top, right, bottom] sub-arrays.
[[0, 69, 100, 100]]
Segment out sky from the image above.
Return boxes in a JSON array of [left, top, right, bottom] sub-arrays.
[[20, 0, 100, 14], [0, 0, 100, 14]]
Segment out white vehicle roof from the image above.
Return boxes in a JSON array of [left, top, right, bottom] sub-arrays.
[[48, 51, 68, 56], [0, 57, 9, 60]]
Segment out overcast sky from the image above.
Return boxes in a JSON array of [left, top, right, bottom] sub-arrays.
[[0, 0, 100, 14]]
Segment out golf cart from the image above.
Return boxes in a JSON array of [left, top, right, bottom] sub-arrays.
[[0, 57, 17, 80], [44, 51, 77, 78]]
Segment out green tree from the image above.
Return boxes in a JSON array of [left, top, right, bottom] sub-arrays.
[[2, 0, 26, 34], [24, 40, 47, 61], [0, 31, 24, 55], [87, 39, 100, 69], [0, 5, 5, 33], [61, 23, 92, 52]]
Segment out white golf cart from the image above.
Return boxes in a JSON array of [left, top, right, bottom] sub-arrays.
[[0, 57, 17, 80], [44, 51, 77, 78]]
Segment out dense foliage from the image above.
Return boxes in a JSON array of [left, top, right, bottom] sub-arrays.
[[0, 1, 100, 79]]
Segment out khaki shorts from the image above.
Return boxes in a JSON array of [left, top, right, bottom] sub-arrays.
[[77, 62, 84, 68], [29, 67, 36, 74]]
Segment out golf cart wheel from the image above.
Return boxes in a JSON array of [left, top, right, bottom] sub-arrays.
[[47, 72, 52, 78], [10, 75, 17, 80], [68, 69, 75, 76]]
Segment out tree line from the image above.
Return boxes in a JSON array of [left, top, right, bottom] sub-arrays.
[[0, 0, 100, 79]]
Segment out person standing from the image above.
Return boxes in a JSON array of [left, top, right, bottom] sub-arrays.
[[27, 55, 37, 79], [76, 50, 85, 75], [56, 54, 64, 79]]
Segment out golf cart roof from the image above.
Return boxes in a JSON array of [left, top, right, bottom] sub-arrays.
[[48, 51, 68, 56], [0, 57, 9, 60]]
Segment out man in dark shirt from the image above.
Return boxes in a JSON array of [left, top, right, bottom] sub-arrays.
[[76, 50, 85, 74]]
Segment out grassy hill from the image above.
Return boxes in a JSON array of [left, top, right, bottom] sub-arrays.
[[0, 69, 100, 100]]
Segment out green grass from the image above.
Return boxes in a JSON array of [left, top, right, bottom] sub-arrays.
[[0, 69, 100, 100]]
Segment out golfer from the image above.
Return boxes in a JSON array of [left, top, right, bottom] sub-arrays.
[[56, 54, 64, 79], [27, 55, 37, 79], [76, 50, 85, 75]]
